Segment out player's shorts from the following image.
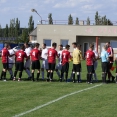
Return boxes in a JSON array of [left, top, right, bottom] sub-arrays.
[[8, 63, 14, 69], [108, 63, 113, 70], [73, 64, 81, 72], [101, 62, 108, 73], [41, 59, 48, 69], [24, 59, 31, 68], [56, 63, 62, 70], [32, 60, 40, 70], [15, 62, 24, 71], [2, 63, 9, 69], [48, 63, 55, 71], [61, 62, 69, 73], [87, 65, 93, 73]]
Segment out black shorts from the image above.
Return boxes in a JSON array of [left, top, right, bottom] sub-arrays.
[[15, 62, 24, 71], [48, 63, 55, 70], [3, 63, 9, 69], [73, 64, 81, 72], [102, 62, 108, 73], [32, 60, 40, 70], [61, 62, 69, 73], [87, 65, 93, 73]]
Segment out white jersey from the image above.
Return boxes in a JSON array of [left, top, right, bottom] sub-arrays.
[[93, 50, 98, 58], [41, 48, 48, 60], [58, 50, 62, 64], [93, 50, 98, 70], [25, 47, 32, 56], [8, 49, 15, 63]]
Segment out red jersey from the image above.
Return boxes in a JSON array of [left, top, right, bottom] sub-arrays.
[[48, 48, 57, 63], [15, 50, 27, 62], [30, 48, 41, 61], [86, 50, 95, 65], [107, 46, 114, 63], [61, 50, 70, 65], [1, 48, 10, 63]]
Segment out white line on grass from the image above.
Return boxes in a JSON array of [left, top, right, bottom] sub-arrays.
[[13, 84, 102, 117]]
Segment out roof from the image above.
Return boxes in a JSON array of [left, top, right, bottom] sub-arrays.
[[29, 27, 37, 36]]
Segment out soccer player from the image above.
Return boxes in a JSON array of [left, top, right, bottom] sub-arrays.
[[41, 43, 48, 80], [86, 44, 95, 84], [72, 43, 82, 83], [92, 46, 99, 82], [30, 43, 41, 81], [13, 45, 27, 81], [100, 45, 109, 83], [24, 42, 32, 80], [0, 43, 11, 81], [55, 45, 63, 79], [106, 42, 115, 82], [8, 44, 15, 80], [60, 45, 71, 82], [47, 42, 58, 82]]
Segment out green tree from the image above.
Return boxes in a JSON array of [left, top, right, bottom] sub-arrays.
[[28, 16, 34, 33], [87, 17, 90, 25], [68, 14, 73, 25], [75, 17, 79, 25], [48, 13, 53, 24], [20, 28, 29, 43], [0, 24, 2, 37], [4, 24, 9, 37]]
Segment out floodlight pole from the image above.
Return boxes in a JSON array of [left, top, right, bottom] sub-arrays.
[[31, 9, 42, 24]]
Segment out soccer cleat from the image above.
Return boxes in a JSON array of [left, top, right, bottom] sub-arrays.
[[60, 78, 62, 82], [73, 80, 75, 83], [18, 78, 21, 82], [112, 76, 115, 82], [3, 79, 6, 81], [13, 78, 16, 81]]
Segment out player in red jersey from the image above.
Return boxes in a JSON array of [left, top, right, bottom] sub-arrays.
[[85, 44, 95, 84], [30, 43, 41, 81], [106, 42, 115, 82], [0, 43, 11, 81], [47, 42, 58, 82], [13, 45, 27, 81], [60, 45, 71, 82]]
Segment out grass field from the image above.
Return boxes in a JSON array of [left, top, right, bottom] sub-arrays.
[[0, 60, 117, 117]]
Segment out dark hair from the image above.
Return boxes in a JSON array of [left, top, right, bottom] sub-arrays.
[[43, 43, 46, 47], [35, 43, 40, 47], [4, 43, 9, 47], [52, 42, 57, 47], [89, 44, 94, 49], [25, 42, 29, 46], [59, 44, 63, 47], [65, 45, 70, 49], [72, 42, 77, 46], [77, 44, 82, 48], [21, 45, 25, 50], [107, 42, 110, 44]]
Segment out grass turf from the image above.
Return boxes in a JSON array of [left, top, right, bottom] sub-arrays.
[[0, 60, 117, 117]]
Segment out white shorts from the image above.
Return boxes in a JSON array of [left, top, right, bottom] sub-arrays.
[[9, 63, 14, 69], [24, 60, 31, 68], [56, 63, 62, 70], [41, 60, 48, 69], [94, 61, 98, 70]]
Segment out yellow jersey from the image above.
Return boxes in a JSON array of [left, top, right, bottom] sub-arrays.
[[73, 48, 82, 64]]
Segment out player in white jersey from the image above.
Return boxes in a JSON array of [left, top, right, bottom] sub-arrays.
[[8, 44, 15, 80], [92, 47, 99, 82], [55, 45, 63, 79], [24, 43, 32, 80], [41, 43, 48, 80]]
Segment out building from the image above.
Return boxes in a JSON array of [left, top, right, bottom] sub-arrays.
[[31, 24, 117, 56]]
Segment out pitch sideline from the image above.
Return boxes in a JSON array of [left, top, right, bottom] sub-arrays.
[[13, 84, 102, 117]]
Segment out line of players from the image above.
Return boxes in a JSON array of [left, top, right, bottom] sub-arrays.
[[0, 42, 117, 84]]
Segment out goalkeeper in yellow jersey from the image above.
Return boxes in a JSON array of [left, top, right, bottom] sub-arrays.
[[72, 42, 82, 83]]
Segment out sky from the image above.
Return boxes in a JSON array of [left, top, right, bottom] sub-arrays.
[[0, 0, 117, 28]]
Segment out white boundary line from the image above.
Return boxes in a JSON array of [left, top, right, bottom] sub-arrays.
[[13, 84, 102, 117]]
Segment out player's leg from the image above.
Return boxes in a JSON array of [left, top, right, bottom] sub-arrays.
[[65, 63, 69, 82], [72, 64, 76, 83], [41, 60, 45, 80], [8, 63, 14, 80], [31, 61, 35, 81], [47, 63, 51, 81], [13, 62, 19, 81], [18, 62, 24, 81], [55, 64, 61, 78], [25, 61, 31, 80], [50, 64, 55, 81], [0, 64, 5, 80], [36, 60, 40, 81], [76, 64, 80, 83], [2, 63, 8, 81], [79, 63, 82, 82], [93, 62, 98, 81]]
